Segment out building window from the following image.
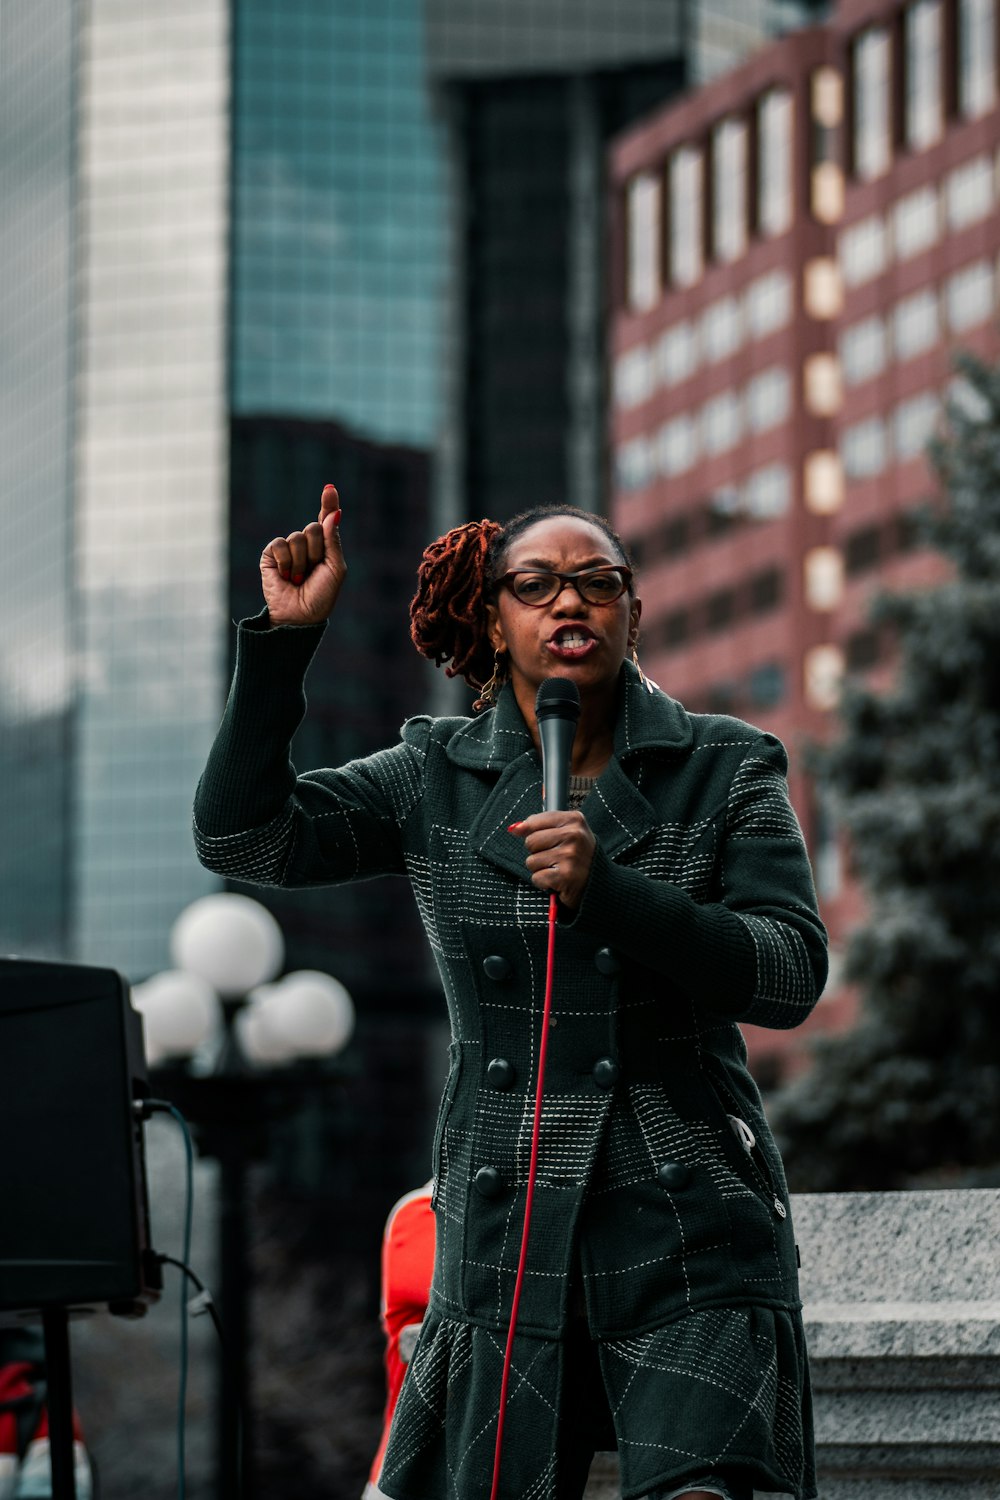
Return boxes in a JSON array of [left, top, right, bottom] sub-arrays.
[[657, 414, 699, 476], [804, 450, 844, 515], [658, 609, 690, 649], [701, 391, 743, 456], [615, 436, 654, 491], [659, 515, 691, 556], [803, 258, 843, 319], [668, 146, 704, 287], [657, 321, 699, 386], [701, 297, 743, 363], [747, 661, 787, 709], [804, 354, 842, 416], [750, 567, 784, 614], [758, 89, 794, 237], [893, 185, 939, 260], [853, 27, 892, 181], [804, 643, 845, 710], [893, 391, 939, 460], [810, 67, 845, 224], [745, 270, 793, 338], [958, 0, 997, 118], [707, 588, 737, 633], [892, 288, 939, 361], [946, 260, 995, 331], [904, 1, 943, 151], [745, 464, 792, 520], [745, 367, 791, 432], [839, 315, 888, 386], [845, 525, 883, 574], [945, 154, 994, 231], [841, 417, 888, 477], [613, 346, 654, 409], [625, 173, 662, 312], [713, 117, 749, 263], [805, 547, 845, 611], [839, 214, 888, 286]]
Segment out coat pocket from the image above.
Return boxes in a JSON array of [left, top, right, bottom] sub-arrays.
[[700, 1057, 786, 1219]]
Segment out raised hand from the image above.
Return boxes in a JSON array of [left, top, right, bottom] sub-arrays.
[[260, 484, 346, 627]]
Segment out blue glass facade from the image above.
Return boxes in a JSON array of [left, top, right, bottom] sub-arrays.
[[231, 0, 449, 447]]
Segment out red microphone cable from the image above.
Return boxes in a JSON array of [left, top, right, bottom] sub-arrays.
[[489, 890, 560, 1500]]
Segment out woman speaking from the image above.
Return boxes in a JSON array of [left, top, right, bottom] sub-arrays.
[[194, 485, 827, 1500]]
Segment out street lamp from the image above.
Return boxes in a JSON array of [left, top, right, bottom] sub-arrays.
[[133, 893, 355, 1500]]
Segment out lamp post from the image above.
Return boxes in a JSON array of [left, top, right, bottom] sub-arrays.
[[134, 894, 355, 1500]]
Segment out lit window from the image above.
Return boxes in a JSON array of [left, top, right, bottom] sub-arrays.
[[745, 367, 791, 432], [744, 464, 792, 519], [804, 451, 844, 514], [668, 147, 704, 287], [625, 173, 662, 312], [905, 1, 943, 151], [893, 391, 939, 460], [657, 415, 699, 477], [839, 316, 888, 386], [745, 270, 793, 338], [701, 391, 742, 456], [958, 0, 997, 118], [804, 354, 842, 416], [839, 215, 888, 286], [613, 346, 655, 409], [946, 260, 995, 331], [810, 68, 845, 224], [945, 154, 994, 231], [893, 186, 939, 259], [803, 259, 843, 319], [657, 321, 699, 386], [892, 288, 939, 361], [841, 417, 888, 477], [804, 644, 844, 711], [853, 27, 892, 181], [713, 117, 748, 263], [701, 297, 743, 362], [615, 436, 655, 491], [805, 547, 845, 611], [758, 90, 794, 237]]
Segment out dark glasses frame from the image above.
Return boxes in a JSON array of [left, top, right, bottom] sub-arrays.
[[493, 566, 633, 607]]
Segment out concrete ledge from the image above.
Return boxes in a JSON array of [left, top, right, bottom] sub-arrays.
[[584, 1190, 1000, 1498]]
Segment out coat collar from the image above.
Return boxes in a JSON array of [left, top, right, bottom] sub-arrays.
[[449, 662, 693, 884]]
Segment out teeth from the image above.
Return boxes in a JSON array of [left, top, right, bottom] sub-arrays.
[[557, 633, 590, 648]]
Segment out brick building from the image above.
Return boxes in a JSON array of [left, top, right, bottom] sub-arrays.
[[608, 0, 1000, 1077]]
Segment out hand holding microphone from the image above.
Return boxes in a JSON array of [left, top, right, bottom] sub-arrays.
[[509, 679, 595, 910]]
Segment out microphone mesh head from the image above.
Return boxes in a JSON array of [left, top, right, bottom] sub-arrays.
[[535, 677, 581, 722]]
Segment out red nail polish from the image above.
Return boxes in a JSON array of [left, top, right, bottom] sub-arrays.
[[507, 822, 521, 832], [332, 509, 342, 525], [291, 573, 304, 585]]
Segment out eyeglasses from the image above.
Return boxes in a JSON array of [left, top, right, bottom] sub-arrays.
[[494, 566, 633, 608]]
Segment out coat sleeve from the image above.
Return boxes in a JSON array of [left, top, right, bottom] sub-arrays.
[[193, 614, 428, 888], [567, 733, 828, 1030]]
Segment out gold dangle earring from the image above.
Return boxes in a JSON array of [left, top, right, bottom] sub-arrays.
[[629, 634, 654, 693], [473, 649, 506, 711]]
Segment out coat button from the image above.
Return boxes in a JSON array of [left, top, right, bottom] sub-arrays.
[[487, 1057, 516, 1090], [474, 1166, 504, 1199], [656, 1161, 691, 1191], [483, 955, 511, 981], [594, 947, 620, 976], [592, 1057, 619, 1090]]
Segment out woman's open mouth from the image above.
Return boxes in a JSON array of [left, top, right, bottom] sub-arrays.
[[546, 626, 598, 661]]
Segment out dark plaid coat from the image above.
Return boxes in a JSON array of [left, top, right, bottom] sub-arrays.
[[194, 617, 828, 1500]]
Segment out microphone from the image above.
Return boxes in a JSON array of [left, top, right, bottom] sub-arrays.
[[535, 678, 581, 813]]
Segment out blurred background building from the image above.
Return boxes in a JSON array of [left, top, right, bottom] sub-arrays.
[[609, 0, 1000, 1078]]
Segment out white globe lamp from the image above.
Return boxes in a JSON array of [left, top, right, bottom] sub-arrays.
[[170, 893, 284, 998], [133, 969, 219, 1065], [264, 970, 355, 1058]]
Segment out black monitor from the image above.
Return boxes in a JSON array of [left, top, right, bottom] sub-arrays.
[[0, 958, 160, 1314]]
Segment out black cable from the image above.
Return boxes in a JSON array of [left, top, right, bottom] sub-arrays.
[[157, 1254, 226, 1346], [142, 1099, 195, 1500]]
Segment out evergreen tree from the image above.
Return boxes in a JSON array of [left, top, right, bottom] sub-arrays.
[[772, 354, 1000, 1191]]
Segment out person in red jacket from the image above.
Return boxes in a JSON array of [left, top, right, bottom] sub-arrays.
[[364, 1185, 436, 1500], [0, 1329, 93, 1499]]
